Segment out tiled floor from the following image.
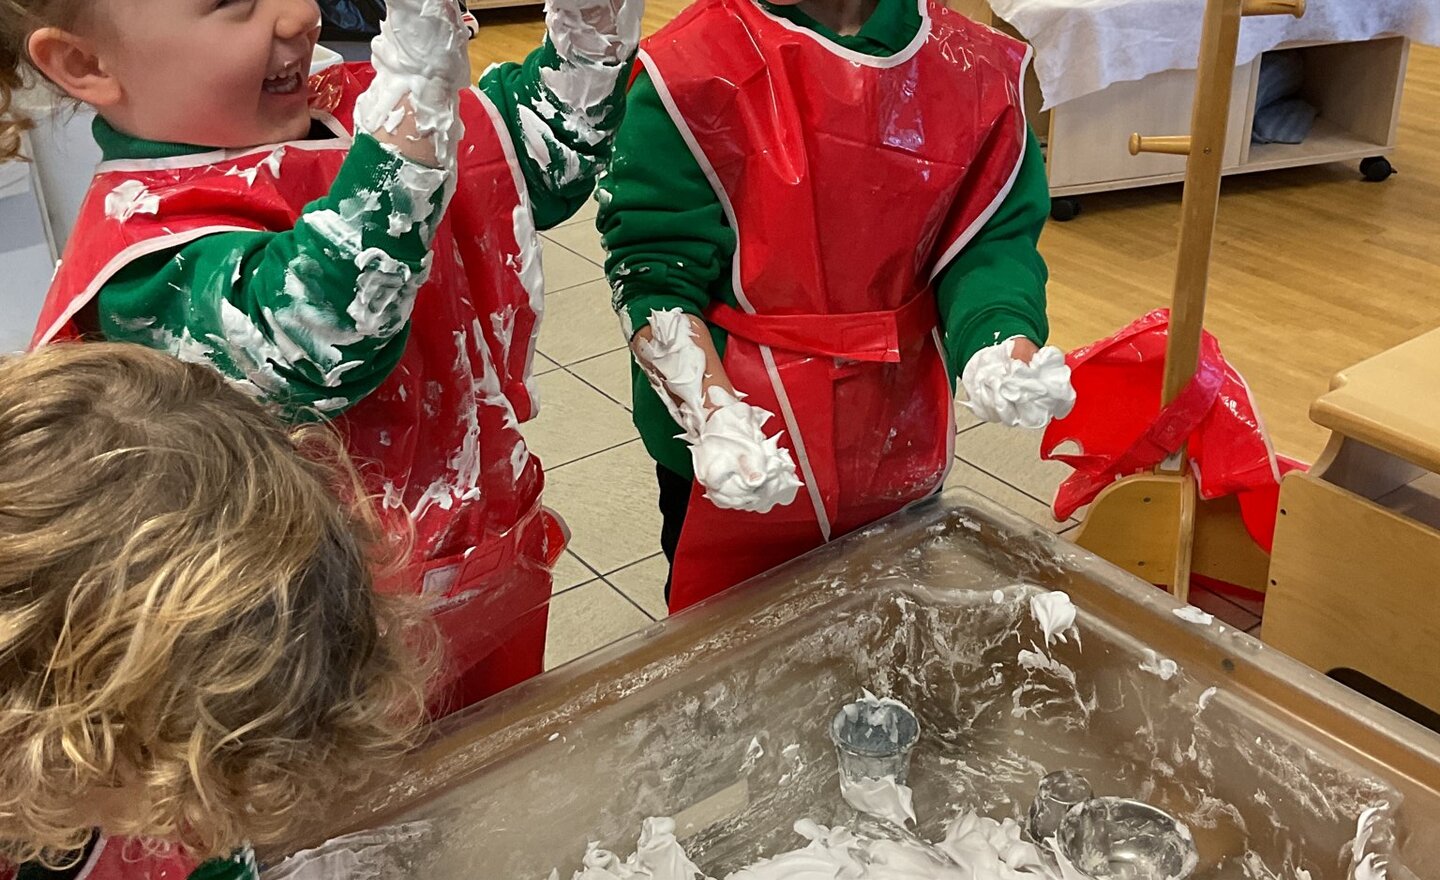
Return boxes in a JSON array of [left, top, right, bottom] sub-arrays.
[[525, 210, 1265, 670]]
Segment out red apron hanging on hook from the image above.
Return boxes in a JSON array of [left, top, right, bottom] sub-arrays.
[[1040, 309, 1304, 554]]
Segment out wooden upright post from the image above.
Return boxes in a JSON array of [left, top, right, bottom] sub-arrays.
[[1162, 0, 1245, 405], [1075, 0, 1306, 600]]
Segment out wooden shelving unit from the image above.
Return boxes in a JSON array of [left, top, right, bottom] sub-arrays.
[[1045, 35, 1410, 202], [953, 1, 1412, 215]]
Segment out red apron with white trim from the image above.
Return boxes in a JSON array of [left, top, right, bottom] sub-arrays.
[[32, 63, 561, 708], [640, 0, 1030, 611]]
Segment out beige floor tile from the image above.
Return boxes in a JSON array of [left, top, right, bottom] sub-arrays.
[[953, 398, 982, 434], [569, 349, 635, 410], [537, 280, 627, 365], [554, 195, 599, 228], [552, 549, 597, 593], [524, 370, 637, 468], [606, 553, 668, 620], [543, 581, 654, 670], [543, 240, 605, 293], [535, 353, 561, 375], [953, 422, 1073, 506], [544, 440, 662, 575], [544, 221, 608, 265], [943, 457, 1074, 533]]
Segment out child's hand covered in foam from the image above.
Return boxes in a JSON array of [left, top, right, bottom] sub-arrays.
[[354, 0, 472, 167], [634, 309, 802, 514], [691, 387, 802, 514], [545, 0, 644, 65], [961, 337, 1076, 429]]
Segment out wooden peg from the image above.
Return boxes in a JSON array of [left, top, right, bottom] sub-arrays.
[[1129, 134, 1193, 156], [1241, 0, 1305, 17]]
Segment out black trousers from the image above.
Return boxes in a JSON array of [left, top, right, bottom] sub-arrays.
[[656, 464, 693, 603]]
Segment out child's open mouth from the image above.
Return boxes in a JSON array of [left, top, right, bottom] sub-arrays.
[[263, 69, 303, 96]]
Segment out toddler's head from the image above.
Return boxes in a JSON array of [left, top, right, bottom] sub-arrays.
[[1, 0, 322, 161], [0, 343, 428, 866]]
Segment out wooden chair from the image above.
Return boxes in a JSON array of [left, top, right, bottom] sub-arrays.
[[1263, 327, 1440, 714]]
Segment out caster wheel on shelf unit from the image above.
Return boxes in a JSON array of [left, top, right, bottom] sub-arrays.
[[1360, 156, 1395, 182], [1050, 197, 1082, 222]]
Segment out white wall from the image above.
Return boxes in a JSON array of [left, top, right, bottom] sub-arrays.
[[0, 89, 102, 353], [0, 158, 56, 353]]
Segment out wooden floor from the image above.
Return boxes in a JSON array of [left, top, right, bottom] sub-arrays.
[[469, 9, 1440, 462]]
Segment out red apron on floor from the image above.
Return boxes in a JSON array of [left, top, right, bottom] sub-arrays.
[[32, 63, 561, 709], [639, 0, 1031, 611]]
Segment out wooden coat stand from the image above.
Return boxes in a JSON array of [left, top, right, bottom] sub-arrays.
[[1067, 0, 1306, 602]]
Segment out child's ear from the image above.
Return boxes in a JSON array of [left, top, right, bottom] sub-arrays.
[[27, 28, 122, 109]]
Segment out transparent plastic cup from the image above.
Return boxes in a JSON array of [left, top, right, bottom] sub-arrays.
[[829, 697, 920, 784], [1027, 769, 1094, 843]]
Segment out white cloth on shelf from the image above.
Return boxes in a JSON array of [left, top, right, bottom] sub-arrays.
[[987, 0, 1440, 109]]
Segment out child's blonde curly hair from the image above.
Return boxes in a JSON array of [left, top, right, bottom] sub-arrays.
[[0, 0, 78, 161], [0, 343, 431, 867]]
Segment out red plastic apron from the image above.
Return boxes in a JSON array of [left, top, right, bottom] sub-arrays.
[[1040, 309, 1302, 553], [640, 0, 1031, 611], [32, 63, 561, 710]]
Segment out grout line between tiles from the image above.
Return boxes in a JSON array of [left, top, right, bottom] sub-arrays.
[[954, 453, 1057, 510], [565, 364, 632, 411], [541, 236, 606, 270], [553, 210, 598, 230], [604, 552, 665, 579], [543, 272, 606, 296], [550, 577, 599, 600], [567, 549, 603, 582], [568, 346, 630, 368], [543, 436, 641, 472], [557, 343, 627, 369], [602, 578, 658, 622]]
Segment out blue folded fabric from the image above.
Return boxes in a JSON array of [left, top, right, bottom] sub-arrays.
[[1253, 97, 1319, 144], [1252, 51, 1318, 144], [1255, 52, 1306, 110]]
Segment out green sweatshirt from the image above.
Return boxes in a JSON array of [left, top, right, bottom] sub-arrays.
[[597, 0, 1051, 479], [91, 42, 629, 420]]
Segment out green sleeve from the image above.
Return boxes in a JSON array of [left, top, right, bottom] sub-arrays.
[[96, 133, 444, 421], [188, 848, 258, 880], [595, 69, 738, 477], [478, 41, 633, 231], [596, 69, 736, 339], [935, 128, 1051, 377]]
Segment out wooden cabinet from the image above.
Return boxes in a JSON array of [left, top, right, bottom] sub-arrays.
[[1046, 36, 1410, 197], [952, 0, 1413, 200], [1047, 62, 1255, 193]]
